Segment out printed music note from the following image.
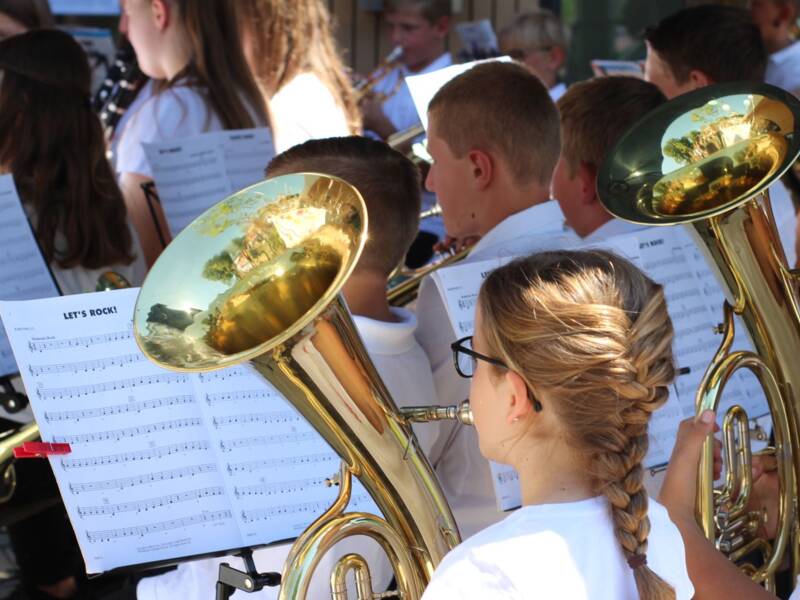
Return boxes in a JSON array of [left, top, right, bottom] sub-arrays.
[[37, 373, 188, 400], [212, 411, 300, 428], [28, 329, 132, 353], [226, 452, 338, 475], [60, 440, 210, 469], [31, 352, 144, 376], [45, 395, 195, 422], [205, 388, 278, 404], [233, 477, 325, 499], [86, 511, 232, 543], [69, 463, 218, 494], [219, 431, 317, 452], [55, 417, 203, 444], [78, 487, 225, 517]]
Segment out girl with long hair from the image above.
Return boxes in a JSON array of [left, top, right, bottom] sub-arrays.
[[422, 250, 694, 600], [0, 28, 146, 294], [117, 0, 271, 265], [237, 0, 361, 153]]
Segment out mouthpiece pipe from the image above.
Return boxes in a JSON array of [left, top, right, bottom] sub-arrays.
[[401, 401, 473, 426]]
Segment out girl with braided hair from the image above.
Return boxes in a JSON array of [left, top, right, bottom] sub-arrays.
[[422, 250, 693, 600]]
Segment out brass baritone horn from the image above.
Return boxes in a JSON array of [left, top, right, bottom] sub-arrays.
[[133, 173, 471, 599], [598, 82, 800, 591]]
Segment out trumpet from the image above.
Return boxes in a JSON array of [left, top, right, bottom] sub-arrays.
[[598, 82, 800, 591], [355, 46, 404, 102]]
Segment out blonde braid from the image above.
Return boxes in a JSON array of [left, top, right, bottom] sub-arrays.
[[479, 250, 677, 600], [592, 290, 675, 599]]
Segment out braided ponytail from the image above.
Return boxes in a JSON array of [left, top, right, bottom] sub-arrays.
[[478, 250, 677, 600]]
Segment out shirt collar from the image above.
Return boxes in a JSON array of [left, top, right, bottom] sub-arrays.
[[770, 40, 800, 66], [549, 82, 567, 101], [351, 307, 418, 355], [400, 52, 453, 77], [583, 218, 647, 243], [469, 201, 568, 260]]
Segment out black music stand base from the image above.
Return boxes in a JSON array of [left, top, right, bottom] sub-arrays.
[[215, 548, 281, 599]]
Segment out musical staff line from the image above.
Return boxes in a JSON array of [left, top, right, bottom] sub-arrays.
[[28, 329, 132, 353], [69, 463, 217, 493], [60, 440, 210, 469], [205, 388, 279, 405], [212, 411, 299, 428], [78, 486, 225, 517], [497, 470, 519, 485], [234, 477, 325, 498], [45, 395, 195, 423], [31, 353, 145, 376], [55, 417, 202, 444], [198, 367, 249, 382], [86, 510, 231, 543], [220, 431, 317, 452], [38, 373, 189, 400], [241, 494, 370, 524], [227, 452, 337, 475]]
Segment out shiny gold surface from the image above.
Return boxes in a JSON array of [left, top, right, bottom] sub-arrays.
[[599, 82, 800, 589], [133, 173, 465, 599]]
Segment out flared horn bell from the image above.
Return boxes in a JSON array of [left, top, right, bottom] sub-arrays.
[[598, 82, 800, 226]]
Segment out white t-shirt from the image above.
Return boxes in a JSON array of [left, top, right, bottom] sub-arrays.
[[270, 72, 352, 154], [766, 40, 800, 98], [415, 201, 577, 540], [136, 307, 438, 600], [116, 84, 266, 178], [421, 497, 694, 600], [372, 52, 453, 134]]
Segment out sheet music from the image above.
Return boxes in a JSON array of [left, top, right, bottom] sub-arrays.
[[48, 0, 119, 15], [143, 128, 274, 237], [0, 289, 374, 573], [0, 175, 60, 377]]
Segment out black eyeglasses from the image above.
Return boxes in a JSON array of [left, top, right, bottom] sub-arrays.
[[450, 336, 543, 412], [450, 336, 507, 378]]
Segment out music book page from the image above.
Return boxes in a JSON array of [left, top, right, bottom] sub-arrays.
[[143, 128, 275, 237], [0, 175, 60, 377], [0, 288, 374, 574]]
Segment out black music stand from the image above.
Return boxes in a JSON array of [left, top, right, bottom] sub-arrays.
[[215, 549, 281, 600], [140, 181, 168, 250]]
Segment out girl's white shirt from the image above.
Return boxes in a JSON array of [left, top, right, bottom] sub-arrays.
[[269, 72, 352, 154], [115, 83, 266, 178], [421, 496, 694, 600]]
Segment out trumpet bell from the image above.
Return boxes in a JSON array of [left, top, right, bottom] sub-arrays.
[[133, 173, 366, 370], [598, 82, 800, 226]]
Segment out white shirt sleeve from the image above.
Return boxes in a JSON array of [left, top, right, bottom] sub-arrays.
[[421, 549, 518, 600], [116, 86, 217, 178]]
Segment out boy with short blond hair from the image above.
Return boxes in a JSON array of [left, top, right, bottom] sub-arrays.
[[417, 60, 576, 539]]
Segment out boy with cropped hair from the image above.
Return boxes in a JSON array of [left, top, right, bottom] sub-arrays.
[[417, 60, 577, 539], [362, 0, 452, 140], [644, 5, 767, 100], [552, 76, 666, 240]]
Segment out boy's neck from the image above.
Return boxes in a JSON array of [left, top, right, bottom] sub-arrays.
[[341, 270, 398, 323], [405, 45, 446, 73], [768, 34, 795, 55], [477, 182, 551, 237]]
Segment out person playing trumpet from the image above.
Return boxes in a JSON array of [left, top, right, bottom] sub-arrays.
[[361, 0, 452, 141]]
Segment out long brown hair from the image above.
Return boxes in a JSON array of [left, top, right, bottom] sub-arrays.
[[236, 0, 361, 134], [479, 250, 676, 600], [161, 0, 269, 130], [0, 0, 53, 31], [0, 29, 134, 270]]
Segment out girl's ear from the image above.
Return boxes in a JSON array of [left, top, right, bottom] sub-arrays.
[[152, 0, 171, 31], [504, 370, 535, 424]]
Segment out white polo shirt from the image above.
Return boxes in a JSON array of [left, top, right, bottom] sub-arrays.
[[415, 200, 577, 540], [766, 40, 800, 98], [372, 52, 453, 134]]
